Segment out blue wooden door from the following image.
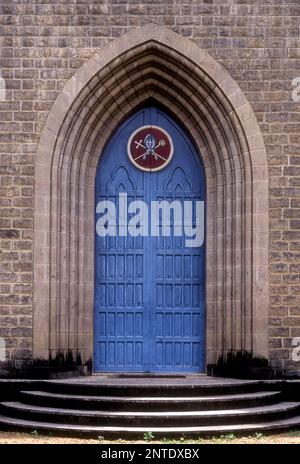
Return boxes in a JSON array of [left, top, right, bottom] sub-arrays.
[[94, 106, 205, 372]]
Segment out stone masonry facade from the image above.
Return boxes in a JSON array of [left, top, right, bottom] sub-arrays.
[[0, 0, 300, 374]]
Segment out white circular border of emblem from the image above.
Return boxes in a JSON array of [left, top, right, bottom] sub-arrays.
[[127, 125, 174, 172]]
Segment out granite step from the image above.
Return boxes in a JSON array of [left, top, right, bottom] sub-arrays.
[[20, 390, 282, 411], [0, 412, 300, 438], [1, 401, 299, 427], [42, 379, 267, 397]]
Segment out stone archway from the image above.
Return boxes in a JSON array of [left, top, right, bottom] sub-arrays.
[[33, 24, 269, 368]]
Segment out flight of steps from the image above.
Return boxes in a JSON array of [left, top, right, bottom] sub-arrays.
[[0, 377, 300, 437]]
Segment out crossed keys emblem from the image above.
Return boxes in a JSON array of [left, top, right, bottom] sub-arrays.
[[134, 134, 167, 162], [127, 125, 174, 172]]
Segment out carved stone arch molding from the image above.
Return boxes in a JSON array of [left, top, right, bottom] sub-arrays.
[[34, 24, 269, 367]]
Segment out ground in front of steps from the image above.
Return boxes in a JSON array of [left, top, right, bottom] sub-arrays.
[[0, 430, 300, 444]]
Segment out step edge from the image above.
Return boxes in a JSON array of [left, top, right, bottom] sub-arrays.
[[0, 413, 300, 433], [2, 401, 299, 418], [20, 390, 282, 402]]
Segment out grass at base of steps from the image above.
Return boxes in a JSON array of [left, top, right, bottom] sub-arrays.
[[0, 429, 300, 444]]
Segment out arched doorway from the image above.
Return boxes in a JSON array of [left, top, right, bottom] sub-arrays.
[[94, 106, 206, 372], [33, 25, 269, 369]]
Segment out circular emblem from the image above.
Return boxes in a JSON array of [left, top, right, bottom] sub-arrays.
[[127, 125, 174, 172]]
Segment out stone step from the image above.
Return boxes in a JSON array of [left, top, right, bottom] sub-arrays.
[[20, 390, 282, 411], [0, 412, 300, 438], [43, 378, 267, 397], [1, 401, 299, 427]]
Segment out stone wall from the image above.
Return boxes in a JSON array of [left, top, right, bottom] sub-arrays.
[[0, 0, 299, 374]]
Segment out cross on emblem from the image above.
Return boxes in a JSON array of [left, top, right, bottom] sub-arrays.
[[127, 126, 173, 172], [134, 134, 166, 161]]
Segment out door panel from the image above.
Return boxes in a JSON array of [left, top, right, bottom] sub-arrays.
[[94, 106, 205, 372]]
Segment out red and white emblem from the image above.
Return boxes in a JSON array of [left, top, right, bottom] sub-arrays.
[[127, 125, 174, 172]]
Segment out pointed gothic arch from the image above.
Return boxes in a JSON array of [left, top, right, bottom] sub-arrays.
[[33, 24, 269, 368]]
